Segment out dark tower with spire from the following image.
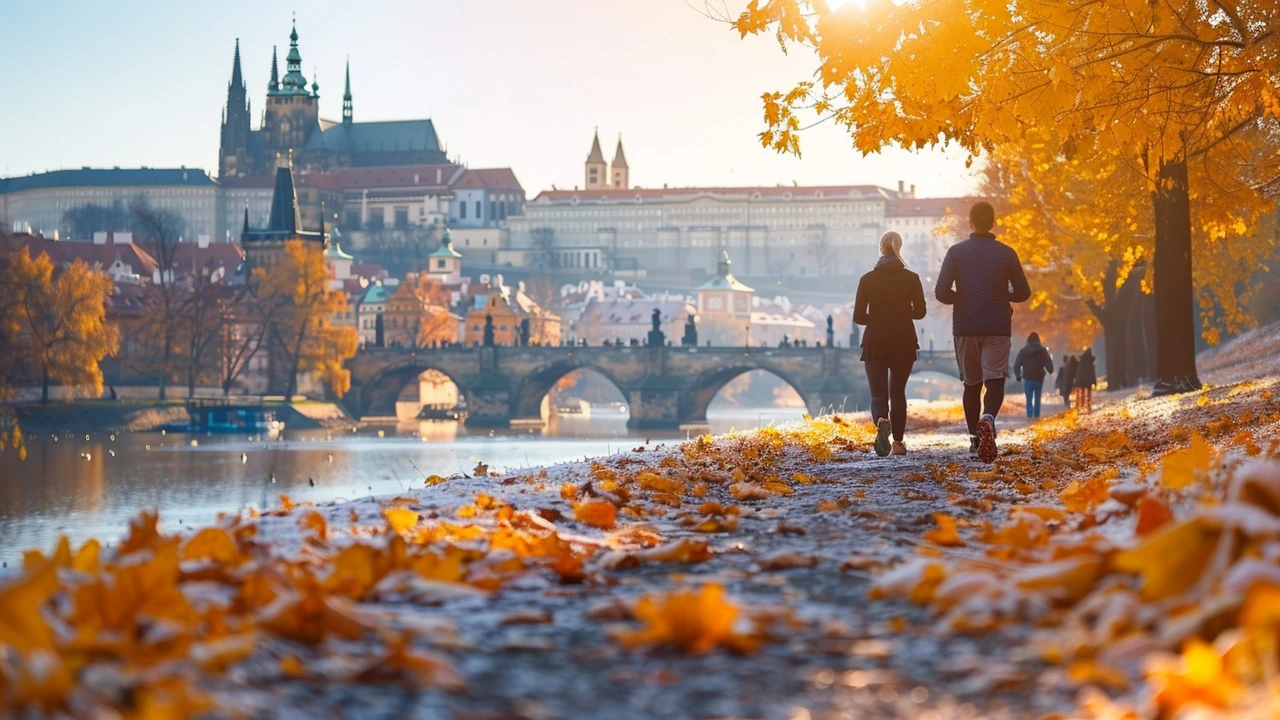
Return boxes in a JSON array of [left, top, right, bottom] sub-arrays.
[[241, 154, 326, 272], [342, 59, 353, 125], [262, 20, 320, 164], [218, 39, 254, 179]]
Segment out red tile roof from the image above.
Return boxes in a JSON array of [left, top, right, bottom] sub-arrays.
[[332, 164, 462, 190], [452, 168, 524, 192], [3, 235, 160, 275], [169, 242, 245, 275]]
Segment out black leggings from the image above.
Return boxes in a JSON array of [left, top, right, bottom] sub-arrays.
[[865, 359, 914, 441]]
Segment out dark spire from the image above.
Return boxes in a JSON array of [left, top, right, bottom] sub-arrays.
[[342, 57, 353, 124], [268, 46, 279, 93], [311, 68, 319, 98], [229, 38, 244, 90], [266, 155, 301, 235], [242, 199, 250, 234]]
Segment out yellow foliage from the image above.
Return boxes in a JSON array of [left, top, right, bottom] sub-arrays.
[[384, 507, 420, 535], [1060, 470, 1115, 514], [573, 499, 618, 529], [1112, 517, 1220, 601], [923, 514, 966, 547]]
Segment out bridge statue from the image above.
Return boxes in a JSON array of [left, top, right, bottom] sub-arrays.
[[681, 314, 698, 347], [647, 308, 665, 347], [519, 318, 531, 347], [826, 315, 835, 348], [483, 314, 496, 347]]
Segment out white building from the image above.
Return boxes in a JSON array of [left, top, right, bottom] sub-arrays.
[[1, 167, 218, 241]]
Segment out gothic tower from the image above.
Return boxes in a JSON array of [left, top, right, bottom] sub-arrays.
[[585, 129, 608, 190], [218, 39, 253, 178], [262, 22, 320, 165], [611, 134, 629, 190]]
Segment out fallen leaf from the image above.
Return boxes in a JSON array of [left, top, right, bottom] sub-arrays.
[[923, 514, 966, 547]]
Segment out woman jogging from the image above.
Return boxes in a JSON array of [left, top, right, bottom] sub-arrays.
[[853, 232, 927, 457]]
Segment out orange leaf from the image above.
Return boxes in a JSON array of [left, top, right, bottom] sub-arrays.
[[1134, 496, 1173, 535], [1160, 433, 1211, 489], [613, 583, 756, 654], [300, 511, 329, 541], [573, 499, 617, 529], [922, 514, 965, 547]]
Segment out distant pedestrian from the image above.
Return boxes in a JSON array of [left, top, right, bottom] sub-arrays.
[[854, 231, 927, 457], [1013, 332, 1054, 419], [1056, 354, 1075, 409], [1075, 347, 1098, 414], [935, 201, 1032, 463]]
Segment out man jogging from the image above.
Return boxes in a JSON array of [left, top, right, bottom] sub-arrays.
[[935, 201, 1031, 463]]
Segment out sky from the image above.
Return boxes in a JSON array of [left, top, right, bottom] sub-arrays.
[[0, 0, 977, 198]]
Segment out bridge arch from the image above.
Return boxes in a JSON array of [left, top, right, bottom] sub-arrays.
[[355, 361, 470, 419], [512, 361, 631, 422], [678, 363, 815, 426]]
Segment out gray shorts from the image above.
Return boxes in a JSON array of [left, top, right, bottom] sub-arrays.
[[954, 336, 1011, 385]]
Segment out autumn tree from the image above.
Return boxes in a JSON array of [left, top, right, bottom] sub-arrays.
[[254, 240, 358, 398], [734, 0, 1280, 391], [0, 252, 119, 402]]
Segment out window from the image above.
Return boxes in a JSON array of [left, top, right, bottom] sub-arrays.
[[346, 211, 360, 228], [460, 203, 467, 219], [394, 207, 409, 229], [474, 201, 481, 220], [436, 259, 446, 269], [368, 208, 385, 230]]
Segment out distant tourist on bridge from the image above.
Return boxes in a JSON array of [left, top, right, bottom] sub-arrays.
[[854, 231, 927, 458], [1013, 332, 1054, 419], [935, 201, 1031, 463]]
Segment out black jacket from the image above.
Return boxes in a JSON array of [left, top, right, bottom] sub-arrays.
[[1014, 342, 1054, 383], [1059, 357, 1078, 395], [854, 258, 926, 361], [1075, 349, 1098, 388]]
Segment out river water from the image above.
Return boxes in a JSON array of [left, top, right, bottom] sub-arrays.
[[0, 408, 807, 563]]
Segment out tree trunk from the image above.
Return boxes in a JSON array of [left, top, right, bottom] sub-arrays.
[[42, 367, 50, 404], [1151, 159, 1200, 393], [1104, 269, 1144, 390]]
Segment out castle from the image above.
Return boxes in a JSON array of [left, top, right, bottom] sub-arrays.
[[218, 23, 448, 179]]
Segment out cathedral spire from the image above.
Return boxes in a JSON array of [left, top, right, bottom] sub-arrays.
[[229, 38, 244, 91], [342, 57, 353, 124], [268, 45, 279, 93], [280, 19, 308, 93]]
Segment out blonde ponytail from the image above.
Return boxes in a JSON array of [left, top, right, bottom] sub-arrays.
[[879, 231, 909, 268]]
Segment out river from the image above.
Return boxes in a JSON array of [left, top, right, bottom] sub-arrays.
[[0, 408, 807, 563]]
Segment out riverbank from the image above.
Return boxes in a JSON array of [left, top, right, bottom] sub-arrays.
[[8, 398, 354, 434], [3, 340, 1280, 717]]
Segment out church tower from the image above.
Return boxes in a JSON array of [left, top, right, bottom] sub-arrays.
[[262, 21, 321, 166], [218, 39, 253, 178], [611, 135, 629, 190], [585, 129, 608, 190]]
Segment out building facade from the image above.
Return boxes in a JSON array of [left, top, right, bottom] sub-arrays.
[[0, 168, 218, 241]]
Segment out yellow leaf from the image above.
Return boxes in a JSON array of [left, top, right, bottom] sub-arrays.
[[181, 527, 240, 564], [0, 565, 59, 651], [1112, 517, 1219, 600], [384, 507, 420, 535], [1060, 471, 1114, 514], [424, 474, 448, 487], [299, 511, 328, 541], [1161, 433, 1211, 489], [613, 583, 756, 654]]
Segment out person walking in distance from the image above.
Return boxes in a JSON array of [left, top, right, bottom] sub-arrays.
[[854, 231, 927, 457], [934, 201, 1031, 462], [1074, 347, 1098, 414], [1057, 354, 1076, 409], [1014, 332, 1054, 419]]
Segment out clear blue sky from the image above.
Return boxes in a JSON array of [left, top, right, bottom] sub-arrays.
[[0, 0, 976, 197]]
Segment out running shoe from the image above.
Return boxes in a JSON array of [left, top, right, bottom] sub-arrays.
[[874, 418, 892, 457], [976, 414, 998, 463]]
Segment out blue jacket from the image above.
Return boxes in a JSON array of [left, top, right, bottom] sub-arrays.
[[934, 232, 1031, 337]]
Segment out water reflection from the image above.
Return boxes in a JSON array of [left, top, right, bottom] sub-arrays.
[[0, 408, 806, 563]]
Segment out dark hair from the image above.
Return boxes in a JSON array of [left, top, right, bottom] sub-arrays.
[[970, 201, 995, 232], [1027, 332, 1040, 344]]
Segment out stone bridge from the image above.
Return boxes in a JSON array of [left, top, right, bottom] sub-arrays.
[[343, 345, 963, 429]]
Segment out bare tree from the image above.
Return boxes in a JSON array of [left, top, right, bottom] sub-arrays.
[[130, 202, 187, 399], [530, 227, 561, 272]]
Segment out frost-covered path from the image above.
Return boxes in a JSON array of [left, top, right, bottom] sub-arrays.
[[246, 430, 1072, 720]]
